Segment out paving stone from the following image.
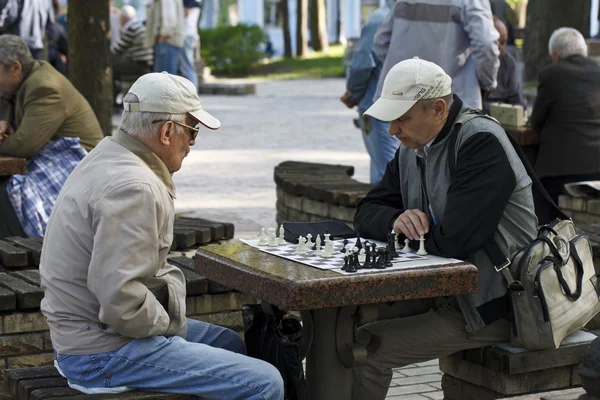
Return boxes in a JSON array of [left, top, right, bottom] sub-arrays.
[[421, 391, 445, 400], [392, 374, 442, 386], [387, 395, 428, 399], [387, 384, 438, 396], [400, 366, 441, 376]]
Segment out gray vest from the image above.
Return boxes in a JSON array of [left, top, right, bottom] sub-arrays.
[[397, 107, 538, 332]]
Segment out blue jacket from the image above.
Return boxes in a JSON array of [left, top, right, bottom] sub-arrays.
[[346, 1, 395, 114]]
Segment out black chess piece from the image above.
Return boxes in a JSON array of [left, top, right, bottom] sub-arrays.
[[363, 245, 372, 268], [384, 249, 393, 268], [342, 255, 349, 271], [346, 255, 357, 273], [341, 239, 349, 253], [354, 236, 363, 250], [375, 249, 386, 269], [370, 244, 378, 268], [387, 232, 399, 259], [354, 251, 362, 270]]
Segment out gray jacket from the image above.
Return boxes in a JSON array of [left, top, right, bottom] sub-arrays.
[[397, 108, 537, 331], [373, 0, 500, 109]]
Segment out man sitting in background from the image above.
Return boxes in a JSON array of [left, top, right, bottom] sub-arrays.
[[482, 16, 526, 114], [529, 27, 600, 202], [0, 35, 103, 238], [111, 5, 153, 103]]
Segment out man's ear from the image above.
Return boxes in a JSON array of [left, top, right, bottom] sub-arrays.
[[433, 98, 447, 117], [11, 60, 22, 77], [159, 121, 174, 146]]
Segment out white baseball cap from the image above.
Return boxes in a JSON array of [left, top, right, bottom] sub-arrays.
[[365, 57, 452, 122], [123, 72, 221, 130]]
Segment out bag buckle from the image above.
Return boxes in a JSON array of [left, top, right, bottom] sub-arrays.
[[494, 258, 511, 272]]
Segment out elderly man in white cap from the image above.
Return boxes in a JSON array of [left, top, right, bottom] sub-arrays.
[[39, 73, 284, 400], [352, 58, 537, 400]]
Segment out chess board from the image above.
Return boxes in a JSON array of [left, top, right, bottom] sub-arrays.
[[240, 238, 463, 275]]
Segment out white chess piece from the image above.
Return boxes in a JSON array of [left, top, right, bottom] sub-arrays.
[[344, 243, 353, 254], [294, 236, 304, 254], [401, 238, 412, 253], [306, 234, 313, 251], [417, 235, 428, 255], [314, 235, 322, 255], [257, 227, 269, 246], [277, 224, 286, 245], [268, 228, 278, 246], [358, 248, 366, 264], [321, 237, 334, 258]]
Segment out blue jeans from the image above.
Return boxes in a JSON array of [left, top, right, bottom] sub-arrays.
[[359, 114, 399, 184], [153, 42, 182, 75], [179, 35, 199, 88], [55, 318, 284, 400]]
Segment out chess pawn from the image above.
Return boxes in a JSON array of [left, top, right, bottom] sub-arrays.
[[268, 228, 278, 246], [306, 234, 313, 251], [295, 236, 305, 254], [388, 230, 399, 258], [358, 248, 366, 264], [402, 238, 412, 253], [353, 247, 362, 270], [257, 227, 269, 246], [417, 235, 428, 255], [277, 224, 286, 245], [342, 255, 349, 271]]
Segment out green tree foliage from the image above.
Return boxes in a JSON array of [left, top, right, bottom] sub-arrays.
[[200, 24, 268, 76]]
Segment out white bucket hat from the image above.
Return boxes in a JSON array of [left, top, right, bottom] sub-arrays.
[[365, 57, 452, 122], [123, 72, 221, 130]]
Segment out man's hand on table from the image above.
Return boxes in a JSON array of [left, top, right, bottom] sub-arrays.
[[393, 209, 430, 241], [0, 121, 14, 145]]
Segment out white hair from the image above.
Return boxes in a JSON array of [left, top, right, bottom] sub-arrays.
[[119, 93, 187, 139], [120, 5, 137, 21], [548, 27, 588, 59]]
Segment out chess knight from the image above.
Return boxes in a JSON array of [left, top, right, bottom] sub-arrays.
[[351, 58, 538, 399]]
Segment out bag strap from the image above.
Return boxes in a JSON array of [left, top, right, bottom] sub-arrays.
[[446, 110, 568, 289]]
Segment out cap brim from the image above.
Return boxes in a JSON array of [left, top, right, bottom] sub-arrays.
[[189, 108, 221, 130], [364, 97, 417, 122]]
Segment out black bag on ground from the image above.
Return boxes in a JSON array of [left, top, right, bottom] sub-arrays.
[[282, 220, 356, 244], [242, 304, 307, 400]]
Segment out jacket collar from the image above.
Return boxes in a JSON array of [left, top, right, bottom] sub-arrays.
[[431, 94, 463, 146], [111, 128, 176, 199]]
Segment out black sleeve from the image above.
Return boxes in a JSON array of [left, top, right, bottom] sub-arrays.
[[426, 133, 516, 259], [529, 68, 554, 129], [354, 149, 404, 241]]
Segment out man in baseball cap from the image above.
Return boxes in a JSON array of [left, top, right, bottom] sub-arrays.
[[40, 73, 285, 399], [352, 58, 537, 399]]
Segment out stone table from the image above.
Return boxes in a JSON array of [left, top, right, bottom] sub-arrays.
[[0, 156, 26, 176], [195, 242, 478, 400]]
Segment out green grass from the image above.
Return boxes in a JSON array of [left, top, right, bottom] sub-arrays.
[[248, 44, 346, 80]]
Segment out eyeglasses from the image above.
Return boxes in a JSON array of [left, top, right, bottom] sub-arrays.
[[153, 119, 199, 141]]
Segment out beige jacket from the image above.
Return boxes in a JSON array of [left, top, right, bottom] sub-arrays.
[[144, 0, 185, 48], [40, 129, 187, 355]]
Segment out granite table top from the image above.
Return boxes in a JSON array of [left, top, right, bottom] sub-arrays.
[[0, 156, 26, 177], [195, 242, 478, 311]]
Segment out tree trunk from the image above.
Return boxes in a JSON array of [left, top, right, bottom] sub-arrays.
[[280, 0, 292, 58], [523, 0, 591, 82], [296, 0, 308, 57], [68, 0, 113, 136], [310, 0, 328, 52]]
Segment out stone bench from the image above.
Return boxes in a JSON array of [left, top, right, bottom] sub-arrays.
[[440, 330, 597, 400], [0, 218, 256, 396], [274, 161, 373, 226], [3, 366, 197, 400]]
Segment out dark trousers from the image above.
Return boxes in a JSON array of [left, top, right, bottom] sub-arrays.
[[0, 177, 25, 239]]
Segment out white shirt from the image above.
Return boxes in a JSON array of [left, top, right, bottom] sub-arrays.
[[184, 7, 200, 38]]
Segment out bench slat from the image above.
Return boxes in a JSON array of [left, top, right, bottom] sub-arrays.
[[11, 270, 41, 288], [30, 387, 81, 400], [4, 367, 61, 397], [4, 237, 42, 266], [0, 273, 43, 309], [0, 286, 17, 311], [19, 377, 67, 400], [168, 256, 231, 293], [0, 240, 29, 267]]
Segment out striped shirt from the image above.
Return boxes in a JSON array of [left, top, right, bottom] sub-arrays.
[[110, 19, 154, 66]]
